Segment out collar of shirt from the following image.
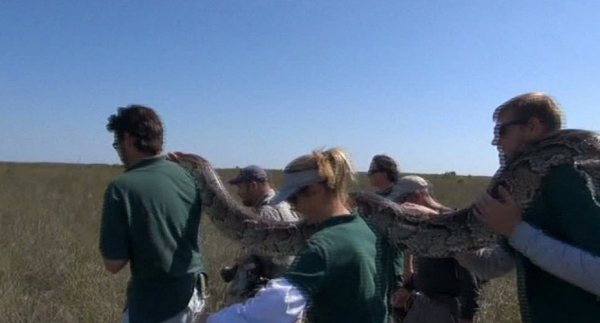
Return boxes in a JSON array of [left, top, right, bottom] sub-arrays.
[[255, 189, 277, 207], [126, 155, 166, 172]]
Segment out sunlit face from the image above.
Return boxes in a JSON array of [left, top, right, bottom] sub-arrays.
[[287, 183, 330, 222], [235, 182, 263, 207], [236, 183, 251, 206], [368, 171, 393, 191], [493, 111, 531, 162]]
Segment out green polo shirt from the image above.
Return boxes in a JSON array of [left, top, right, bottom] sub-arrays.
[[100, 156, 204, 323], [285, 214, 396, 323], [376, 186, 405, 279], [514, 165, 600, 323]]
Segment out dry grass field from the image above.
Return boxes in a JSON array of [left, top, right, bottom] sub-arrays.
[[0, 162, 519, 322]]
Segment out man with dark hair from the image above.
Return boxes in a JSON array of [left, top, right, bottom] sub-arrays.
[[392, 176, 480, 323], [368, 154, 401, 199], [457, 93, 600, 323], [107, 105, 164, 160], [221, 165, 299, 304], [368, 154, 409, 322], [100, 105, 205, 323]]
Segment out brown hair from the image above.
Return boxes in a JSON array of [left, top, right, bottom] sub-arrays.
[[106, 105, 164, 155], [285, 147, 356, 199], [494, 92, 564, 133], [369, 154, 400, 183]]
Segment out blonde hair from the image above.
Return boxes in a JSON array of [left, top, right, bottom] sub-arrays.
[[284, 147, 356, 198]]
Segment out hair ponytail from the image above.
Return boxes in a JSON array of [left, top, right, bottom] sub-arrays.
[[285, 147, 356, 198]]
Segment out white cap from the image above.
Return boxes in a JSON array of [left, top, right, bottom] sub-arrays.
[[395, 175, 430, 197]]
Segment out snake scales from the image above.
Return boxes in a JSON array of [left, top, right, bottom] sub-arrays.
[[173, 129, 600, 258]]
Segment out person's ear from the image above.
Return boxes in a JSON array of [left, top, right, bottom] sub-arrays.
[[528, 117, 546, 136]]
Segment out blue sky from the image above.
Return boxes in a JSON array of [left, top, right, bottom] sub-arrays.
[[1, 1, 599, 176]]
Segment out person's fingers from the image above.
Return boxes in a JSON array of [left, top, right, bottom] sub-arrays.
[[475, 196, 493, 224], [482, 192, 499, 206], [404, 203, 437, 216], [420, 206, 436, 215], [499, 186, 517, 206], [479, 192, 505, 215]]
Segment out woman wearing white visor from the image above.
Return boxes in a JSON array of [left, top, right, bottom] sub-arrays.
[[207, 147, 396, 323]]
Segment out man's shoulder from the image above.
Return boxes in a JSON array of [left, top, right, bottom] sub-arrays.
[[273, 201, 300, 220], [106, 173, 132, 191], [255, 203, 300, 222], [118, 159, 192, 185], [545, 164, 580, 180], [542, 164, 589, 195], [108, 170, 146, 191], [257, 191, 300, 221], [312, 216, 373, 248]]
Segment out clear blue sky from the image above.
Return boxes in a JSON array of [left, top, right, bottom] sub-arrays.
[[2, 1, 599, 176]]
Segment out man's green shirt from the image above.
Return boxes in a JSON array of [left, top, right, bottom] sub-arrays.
[[376, 186, 405, 279], [515, 165, 600, 323], [100, 156, 204, 323]]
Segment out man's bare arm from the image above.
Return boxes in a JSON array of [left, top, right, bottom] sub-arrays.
[[103, 259, 128, 274]]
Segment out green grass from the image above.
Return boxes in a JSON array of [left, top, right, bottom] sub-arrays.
[[0, 162, 520, 322]]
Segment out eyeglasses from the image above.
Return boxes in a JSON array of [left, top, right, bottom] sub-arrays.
[[368, 169, 384, 176], [497, 119, 530, 138], [112, 142, 119, 150]]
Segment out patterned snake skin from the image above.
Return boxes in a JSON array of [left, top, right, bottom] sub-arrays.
[[173, 129, 600, 258]]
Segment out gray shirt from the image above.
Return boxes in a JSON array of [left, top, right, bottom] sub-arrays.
[[245, 189, 300, 274], [460, 222, 600, 297], [226, 190, 301, 302], [253, 189, 299, 223]]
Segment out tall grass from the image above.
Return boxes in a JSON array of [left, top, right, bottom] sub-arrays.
[[0, 163, 519, 322]]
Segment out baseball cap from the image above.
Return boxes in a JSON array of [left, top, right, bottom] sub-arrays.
[[228, 165, 269, 185], [395, 175, 430, 197]]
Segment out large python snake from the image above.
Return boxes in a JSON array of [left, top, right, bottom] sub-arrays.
[[173, 129, 600, 258]]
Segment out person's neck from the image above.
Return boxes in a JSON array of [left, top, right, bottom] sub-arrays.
[[331, 200, 351, 217], [315, 199, 351, 223], [126, 153, 159, 168]]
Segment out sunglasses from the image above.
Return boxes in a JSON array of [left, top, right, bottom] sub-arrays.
[[497, 119, 530, 138]]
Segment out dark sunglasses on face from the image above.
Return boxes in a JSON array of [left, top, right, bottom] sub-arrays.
[[497, 119, 530, 138], [112, 142, 119, 150]]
